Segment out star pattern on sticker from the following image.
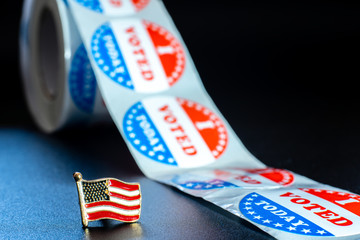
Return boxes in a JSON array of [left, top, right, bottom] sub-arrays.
[[287, 226, 296, 231], [91, 23, 134, 89], [123, 102, 176, 165], [239, 193, 333, 236], [182, 180, 232, 190], [301, 229, 311, 234], [74, 0, 103, 13]]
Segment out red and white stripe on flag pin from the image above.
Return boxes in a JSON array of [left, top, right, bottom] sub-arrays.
[[73, 172, 141, 227]]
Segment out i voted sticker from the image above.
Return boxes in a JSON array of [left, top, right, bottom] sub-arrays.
[[178, 179, 238, 190], [240, 189, 360, 237], [172, 167, 294, 190], [73, 0, 150, 15], [91, 19, 185, 92], [69, 44, 97, 113], [123, 97, 228, 168], [215, 168, 294, 187]]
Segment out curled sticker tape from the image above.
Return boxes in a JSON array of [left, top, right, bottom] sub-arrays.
[[172, 167, 295, 191], [20, 0, 360, 238]]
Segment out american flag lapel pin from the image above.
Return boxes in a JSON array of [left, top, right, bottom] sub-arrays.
[[73, 172, 142, 227]]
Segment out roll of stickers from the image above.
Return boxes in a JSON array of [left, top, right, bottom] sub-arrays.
[[20, 0, 360, 239], [20, 0, 110, 132]]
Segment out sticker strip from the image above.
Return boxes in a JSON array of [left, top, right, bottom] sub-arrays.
[[21, 0, 360, 238]]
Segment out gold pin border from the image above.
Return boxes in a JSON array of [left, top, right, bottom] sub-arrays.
[[73, 172, 142, 227]]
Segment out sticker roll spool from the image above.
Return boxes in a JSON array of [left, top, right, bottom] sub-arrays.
[[20, 0, 109, 133]]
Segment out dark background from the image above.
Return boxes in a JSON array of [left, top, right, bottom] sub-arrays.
[[1, 0, 360, 239]]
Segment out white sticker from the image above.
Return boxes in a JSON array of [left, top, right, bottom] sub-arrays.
[[123, 97, 228, 168], [240, 189, 360, 237], [172, 167, 295, 190], [91, 19, 185, 92]]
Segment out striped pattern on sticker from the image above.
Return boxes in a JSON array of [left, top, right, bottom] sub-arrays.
[[69, 44, 97, 113], [73, 0, 149, 15], [123, 97, 228, 168], [91, 19, 185, 92]]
